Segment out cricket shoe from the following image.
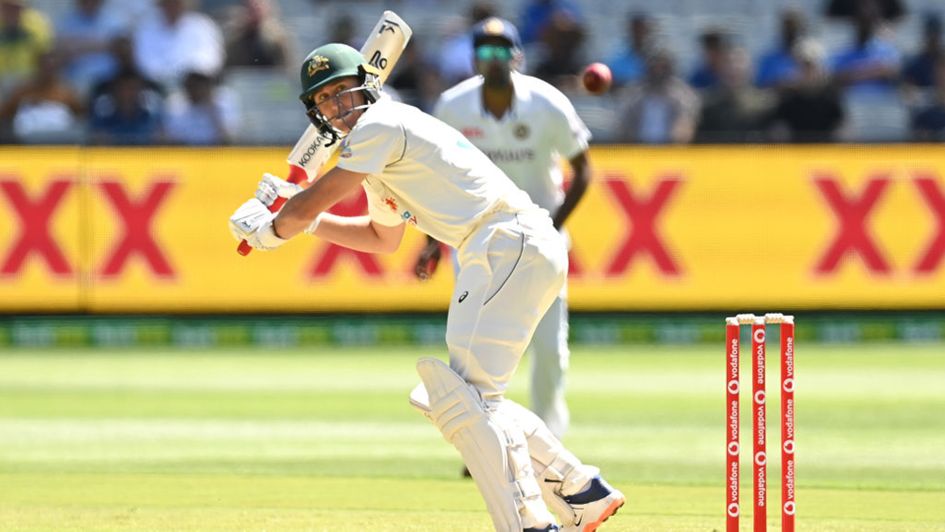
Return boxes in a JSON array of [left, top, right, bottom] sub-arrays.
[[557, 476, 625, 532], [524, 526, 559, 531]]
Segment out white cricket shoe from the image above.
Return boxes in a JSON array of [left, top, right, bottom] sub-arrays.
[[557, 476, 625, 532]]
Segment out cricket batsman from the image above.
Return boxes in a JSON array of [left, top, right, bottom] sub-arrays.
[[414, 17, 591, 440], [228, 42, 624, 531]]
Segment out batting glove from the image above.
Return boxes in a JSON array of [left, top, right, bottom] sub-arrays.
[[228, 198, 288, 251], [255, 172, 303, 207]]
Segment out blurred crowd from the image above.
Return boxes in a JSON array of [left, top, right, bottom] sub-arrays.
[[0, 0, 288, 144], [1, 0, 944, 145]]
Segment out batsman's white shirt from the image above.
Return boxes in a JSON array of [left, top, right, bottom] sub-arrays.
[[431, 73, 588, 436], [337, 97, 537, 249], [433, 72, 591, 214], [336, 97, 568, 398]]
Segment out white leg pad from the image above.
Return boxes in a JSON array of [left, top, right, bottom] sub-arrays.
[[498, 400, 599, 526], [408, 382, 431, 418], [416, 357, 553, 532]]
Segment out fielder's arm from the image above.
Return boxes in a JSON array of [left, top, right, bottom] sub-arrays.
[[552, 150, 590, 230], [414, 234, 443, 280]]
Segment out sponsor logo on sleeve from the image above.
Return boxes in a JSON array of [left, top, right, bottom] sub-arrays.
[[461, 127, 484, 139]]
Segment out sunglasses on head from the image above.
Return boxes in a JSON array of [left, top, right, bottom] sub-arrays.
[[475, 44, 513, 62]]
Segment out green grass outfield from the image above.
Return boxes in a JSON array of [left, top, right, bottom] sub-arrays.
[[1, 344, 944, 531]]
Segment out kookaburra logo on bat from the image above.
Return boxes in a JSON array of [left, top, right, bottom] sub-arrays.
[[307, 55, 330, 76]]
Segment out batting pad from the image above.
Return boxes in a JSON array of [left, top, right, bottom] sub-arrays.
[[498, 400, 598, 526], [415, 357, 553, 532], [408, 382, 431, 417]]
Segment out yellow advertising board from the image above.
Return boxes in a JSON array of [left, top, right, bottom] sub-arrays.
[[1, 145, 944, 312], [574, 145, 945, 309], [0, 147, 83, 311]]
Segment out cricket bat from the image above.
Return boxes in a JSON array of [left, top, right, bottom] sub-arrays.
[[238, 10, 413, 255]]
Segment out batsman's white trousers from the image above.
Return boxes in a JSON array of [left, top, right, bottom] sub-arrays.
[[529, 295, 570, 438], [446, 209, 568, 400], [446, 241, 570, 438]]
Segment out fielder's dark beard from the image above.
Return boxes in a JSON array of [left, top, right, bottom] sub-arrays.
[[483, 71, 512, 89]]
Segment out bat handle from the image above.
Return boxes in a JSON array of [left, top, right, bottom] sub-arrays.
[[237, 165, 308, 256]]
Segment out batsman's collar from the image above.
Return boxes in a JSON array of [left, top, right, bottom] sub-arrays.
[[472, 17, 522, 50]]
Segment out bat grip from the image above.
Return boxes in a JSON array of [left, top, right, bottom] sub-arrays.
[[237, 165, 308, 256]]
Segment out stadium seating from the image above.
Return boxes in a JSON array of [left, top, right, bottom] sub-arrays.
[[224, 68, 310, 145], [842, 90, 910, 142], [22, 0, 945, 145]]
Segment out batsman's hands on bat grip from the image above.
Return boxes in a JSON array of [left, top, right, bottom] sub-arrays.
[[414, 238, 442, 281], [255, 173, 303, 207], [228, 198, 289, 251]]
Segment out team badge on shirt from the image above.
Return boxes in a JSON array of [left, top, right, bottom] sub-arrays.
[[514, 124, 530, 139], [307, 55, 330, 76], [384, 197, 398, 211]]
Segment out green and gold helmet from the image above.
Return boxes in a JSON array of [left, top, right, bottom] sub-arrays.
[[299, 43, 380, 144]]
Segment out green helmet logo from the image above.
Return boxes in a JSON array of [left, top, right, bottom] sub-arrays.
[[306, 55, 331, 77], [299, 43, 369, 102]]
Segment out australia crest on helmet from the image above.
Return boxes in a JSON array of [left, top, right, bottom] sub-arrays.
[[307, 55, 330, 77]]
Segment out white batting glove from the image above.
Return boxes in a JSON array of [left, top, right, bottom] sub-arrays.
[[255, 172, 303, 207], [228, 198, 288, 251]]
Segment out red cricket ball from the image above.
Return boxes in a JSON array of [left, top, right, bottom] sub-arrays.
[[582, 62, 612, 95]]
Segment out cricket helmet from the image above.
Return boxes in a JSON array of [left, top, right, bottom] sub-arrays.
[[472, 17, 523, 51], [470, 17, 525, 75], [298, 43, 380, 144]]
